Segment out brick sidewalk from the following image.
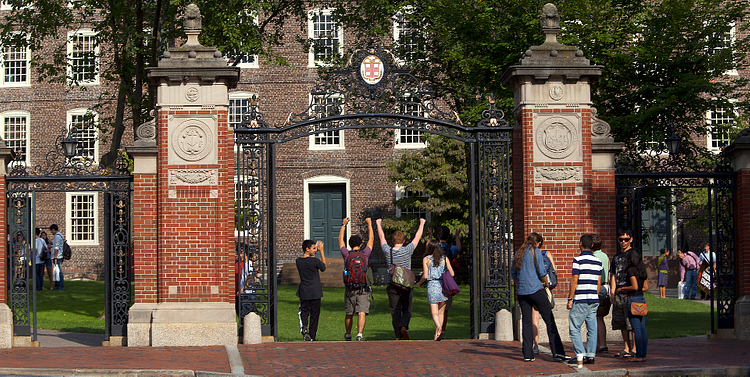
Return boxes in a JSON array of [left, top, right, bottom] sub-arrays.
[[0, 337, 747, 376]]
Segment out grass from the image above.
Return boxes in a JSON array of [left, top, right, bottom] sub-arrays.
[[18, 281, 719, 340], [644, 291, 718, 339], [26, 280, 106, 334], [277, 284, 471, 342]]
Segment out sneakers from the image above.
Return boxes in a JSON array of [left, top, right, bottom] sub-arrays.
[[567, 357, 595, 365], [523, 358, 535, 362], [553, 354, 572, 361], [344, 333, 352, 341], [302, 326, 312, 342], [356, 334, 363, 341]]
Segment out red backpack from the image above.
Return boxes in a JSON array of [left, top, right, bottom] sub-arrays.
[[343, 251, 367, 289]]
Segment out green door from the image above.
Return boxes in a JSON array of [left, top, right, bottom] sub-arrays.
[[641, 207, 670, 257], [309, 184, 345, 258]]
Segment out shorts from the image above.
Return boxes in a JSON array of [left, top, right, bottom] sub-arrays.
[[611, 292, 632, 331], [345, 287, 370, 316]]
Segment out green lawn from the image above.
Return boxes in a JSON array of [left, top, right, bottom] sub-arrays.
[[18, 281, 718, 340], [276, 284, 471, 342], [25, 280, 106, 334]]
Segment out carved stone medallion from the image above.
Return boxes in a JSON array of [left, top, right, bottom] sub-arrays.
[[185, 86, 200, 102], [172, 119, 213, 162], [549, 85, 564, 101], [535, 116, 578, 160]]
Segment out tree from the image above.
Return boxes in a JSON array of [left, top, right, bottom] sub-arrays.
[[1, 0, 309, 167], [331, 0, 750, 230]]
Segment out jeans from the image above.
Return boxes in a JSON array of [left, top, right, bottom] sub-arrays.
[[568, 302, 599, 358], [35, 263, 46, 291], [628, 295, 648, 358], [54, 259, 64, 290], [519, 289, 566, 359], [683, 269, 698, 299], [387, 284, 413, 338]]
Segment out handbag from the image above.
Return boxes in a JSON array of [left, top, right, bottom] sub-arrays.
[[388, 248, 415, 290], [441, 268, 460, 296], [630, 300, 647, 316]]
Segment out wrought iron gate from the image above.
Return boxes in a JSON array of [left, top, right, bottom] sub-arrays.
[[615, 148, 736, 331], [6, 135, 132, 341], [233, 43, 514, 339]]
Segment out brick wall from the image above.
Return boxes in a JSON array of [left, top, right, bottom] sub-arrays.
[[735, 170, 750, 297], [133, 173, 158, 303]]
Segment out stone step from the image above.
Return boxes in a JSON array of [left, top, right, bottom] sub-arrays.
[[279, 258, 346, 287]]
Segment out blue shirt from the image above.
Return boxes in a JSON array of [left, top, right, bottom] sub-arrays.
[[511, 246, 547, 296]]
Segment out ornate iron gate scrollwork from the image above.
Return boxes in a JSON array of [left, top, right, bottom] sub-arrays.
[[233, 42, 514, 339], [6, 132, 133, 340], [615, 149, 736, 330]]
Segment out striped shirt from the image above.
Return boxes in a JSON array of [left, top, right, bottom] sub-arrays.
[[382, 243, 415, 283], [571, 250, 602, 304]]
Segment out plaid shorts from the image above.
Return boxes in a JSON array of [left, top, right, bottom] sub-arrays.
[[611, 292, 633, 331]]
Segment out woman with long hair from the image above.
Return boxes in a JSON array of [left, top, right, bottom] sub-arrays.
[[416, 239, 455, 341], [512, 233, 569, 362], [615, 250, 649, 362]]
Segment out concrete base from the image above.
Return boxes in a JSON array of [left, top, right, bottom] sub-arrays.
[[735, 295, 750, 340], [13, 336, 31, 347], [262, 335, 275, 343], [103, 336, 126, 346], [517, 298, 621, 344], [127, 302, 237, 347], [477, 333, 491, 340], [0, 304, 11, 349], [151, 302, 236, 347], [495, 310, 514, 341], [242, 312, 262, 344]]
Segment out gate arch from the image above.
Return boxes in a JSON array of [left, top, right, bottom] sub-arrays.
[[234, 43, 514, 339], [6, 132, 133, 342], [615, 147, 736, 332]]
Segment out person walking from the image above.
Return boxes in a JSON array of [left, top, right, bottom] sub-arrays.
[[416, 239, 455, 341], [512, 232, 570, 362], [429, 225, 462, 336], [296, 240, 327, 341], [615, 250, 649, 362], [339, 217, 374, 341]]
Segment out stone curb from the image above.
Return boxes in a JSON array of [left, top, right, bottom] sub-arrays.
[[0, 369, 195, 376], [552, 366, 750, 377]]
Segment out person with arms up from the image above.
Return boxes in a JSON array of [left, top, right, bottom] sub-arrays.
[[566, 234, 602, 367], [339, 217, 374, 341], [376, 217, 426, 340], [296, 240, 327, 341], [512, 232, 569, 362]]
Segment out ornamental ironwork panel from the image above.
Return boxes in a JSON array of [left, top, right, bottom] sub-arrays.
[[6, 132, 133, 341], [475, 136, 514, 336], [235, 142, 272, 336], [8, 194, 31, 336], [615, 149, 736, 331]]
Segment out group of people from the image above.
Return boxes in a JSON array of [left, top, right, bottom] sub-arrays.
[[7, 225, 66, 291], [513, 227, 649, 365], [295, 217, 460, 342], [677, 243, 716, 300]]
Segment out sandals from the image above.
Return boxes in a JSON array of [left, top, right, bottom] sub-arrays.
[[615, 350, 634, 358]]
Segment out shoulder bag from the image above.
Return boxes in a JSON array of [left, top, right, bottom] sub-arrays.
[[388, 247, 415, 290], [441, 259, 460, 296], [533, 248, 554, 308]]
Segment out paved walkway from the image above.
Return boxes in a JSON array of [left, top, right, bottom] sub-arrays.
[[0, 336, 748, 376]]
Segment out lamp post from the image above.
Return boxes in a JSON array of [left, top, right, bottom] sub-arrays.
[[665, 132, 680, 155], [62, 133, 78, 159]]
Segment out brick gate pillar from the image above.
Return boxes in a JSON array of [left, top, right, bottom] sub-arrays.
[[724, 129, 750, 340], [501, 4, 604, 300], [125, 5, 239, 347], [0, 143, 14, 348]]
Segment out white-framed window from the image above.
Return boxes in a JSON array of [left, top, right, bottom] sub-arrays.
[[66, 192, 98, 245], [393, 8, 425, 64], [710, 24, 738, 76], [1, 0, 30, 10], [229, 92, 259, 128], [707, 107, 735, 153], [308, 9, 343, 67], [395, 95, 426, 149], [309, 94, 344, 150], [1, 41, 30, 87], [232, 11, 260, 69], [396, 185, 430, 220], [67, 29, 99, 85], [0, 110, 30, 165], [67, 108, 98, 163]]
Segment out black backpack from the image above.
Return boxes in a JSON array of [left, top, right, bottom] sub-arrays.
[[62, 241, 72, 260], [343, 251, 367, 289]]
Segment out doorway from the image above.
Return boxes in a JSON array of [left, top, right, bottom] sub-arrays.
[[308, 184, 346, 259]]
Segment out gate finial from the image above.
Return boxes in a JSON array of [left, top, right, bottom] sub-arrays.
[[540, 3, 561, 44], [183, 3, 203, 46]]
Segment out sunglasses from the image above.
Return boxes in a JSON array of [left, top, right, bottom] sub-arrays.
[[618, 237, 631, 242]]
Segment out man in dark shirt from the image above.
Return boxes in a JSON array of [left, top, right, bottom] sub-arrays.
[[296, 239, 327, 341], [609, 227, 640, 358]]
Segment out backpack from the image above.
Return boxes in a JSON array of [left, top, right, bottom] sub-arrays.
[[343, 251, 367, 289], [40, 242, 49, 261], [62, 241, 72, 260], [542, 250, 557, 290]]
